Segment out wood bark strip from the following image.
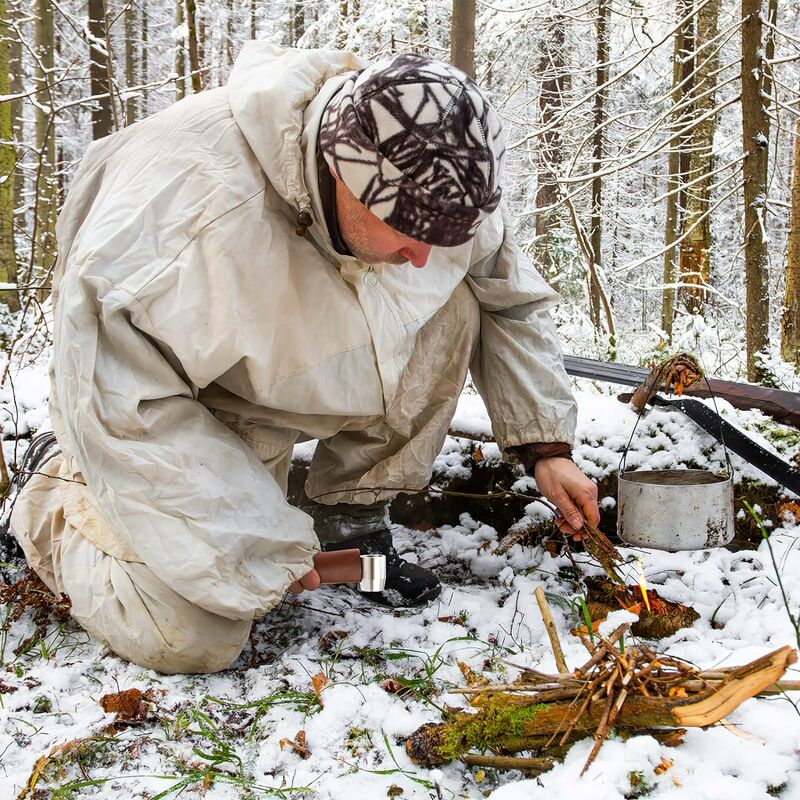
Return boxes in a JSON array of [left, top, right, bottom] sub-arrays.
[[673, 645, 796, 726]]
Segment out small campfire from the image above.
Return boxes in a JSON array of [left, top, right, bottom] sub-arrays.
[[581, 575, 700, 639], [564, 520, 700, 639]]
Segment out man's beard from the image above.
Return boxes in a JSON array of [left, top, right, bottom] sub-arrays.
[[341, 234, 407, 266]]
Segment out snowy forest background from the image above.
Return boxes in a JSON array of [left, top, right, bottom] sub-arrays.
[[1, 0, 800, 386]]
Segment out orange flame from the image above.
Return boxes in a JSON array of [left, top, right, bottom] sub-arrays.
[[637, 559, 652, 613]]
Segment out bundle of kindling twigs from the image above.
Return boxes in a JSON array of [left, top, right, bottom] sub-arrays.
[[405, 621, 798, 775]]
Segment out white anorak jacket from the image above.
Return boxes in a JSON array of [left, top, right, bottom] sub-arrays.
[[45, 43, 577, 623]]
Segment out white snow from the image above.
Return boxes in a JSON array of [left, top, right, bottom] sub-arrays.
[[1, 374, 798, 798]]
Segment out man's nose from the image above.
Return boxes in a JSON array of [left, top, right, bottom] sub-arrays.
[[400, 242, 432, 268]]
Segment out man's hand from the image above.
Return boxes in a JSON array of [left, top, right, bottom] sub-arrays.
[[288, 568, 321, 595], [533, 457, 600, 538]]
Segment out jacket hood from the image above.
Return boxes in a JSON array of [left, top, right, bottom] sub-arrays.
[[228, 43, 367, 229]]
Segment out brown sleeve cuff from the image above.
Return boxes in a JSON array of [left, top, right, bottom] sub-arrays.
[[506, 442, 573, 472]]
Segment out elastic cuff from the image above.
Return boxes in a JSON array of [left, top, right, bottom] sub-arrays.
[[505, 442, 573, 472]]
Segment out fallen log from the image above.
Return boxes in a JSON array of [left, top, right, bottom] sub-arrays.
[[563, 354, 800, 429], [406, 645, 797, 771]]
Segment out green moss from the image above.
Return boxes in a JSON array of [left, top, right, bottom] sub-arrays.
[[437, 701, 546, 762], [751, 420, 800, 452]]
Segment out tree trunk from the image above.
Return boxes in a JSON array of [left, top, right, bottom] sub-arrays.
[[781, 110, 800, 369], [662, 0, 691, 338], [291, 2, 305, 45], [589, 0, 609, 333], [450, 0, 476, 78], [678, 0, 721, 313], [175, 0, 186, 100], [336, 0, 348, 50], [140, 0, 148, 116], [250, 0, 257, 39], [9, 0, 23, 214], [409, 0, 429, 53], [534, 17, 565, 274], [197, 1, 206, 87], [33, 0, 56, 290], [0, 0, 19, 309], [185, 0, 202, 93], [741, 0, 771, 381], [124, 2, 137, 125], [225, 0, 234, 68], [88, 0, 112, 140]]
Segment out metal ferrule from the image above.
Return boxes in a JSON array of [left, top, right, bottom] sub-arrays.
[[359, 554, 387, 592]]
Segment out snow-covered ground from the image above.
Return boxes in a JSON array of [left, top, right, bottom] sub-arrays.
[[1, 366, 799, 799]]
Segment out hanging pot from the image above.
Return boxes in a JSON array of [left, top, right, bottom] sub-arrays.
[[617, 468, 734, 551]]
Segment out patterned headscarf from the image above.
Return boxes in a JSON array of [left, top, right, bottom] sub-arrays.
[[318, 53, 506, 248]]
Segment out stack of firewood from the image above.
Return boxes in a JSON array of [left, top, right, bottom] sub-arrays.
[[406, 619, 797, 776]]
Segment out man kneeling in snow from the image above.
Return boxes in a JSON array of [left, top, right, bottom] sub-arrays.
[[7, 45, 599, 674]]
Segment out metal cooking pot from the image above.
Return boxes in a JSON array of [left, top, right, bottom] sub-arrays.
[[618, 468, 734, 551]]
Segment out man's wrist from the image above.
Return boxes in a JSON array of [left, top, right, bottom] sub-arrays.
[[506, 442, 573, 473]]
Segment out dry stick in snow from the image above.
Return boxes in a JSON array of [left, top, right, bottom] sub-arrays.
[[534, 586, 569, 675], [461, 753, 554, 773]]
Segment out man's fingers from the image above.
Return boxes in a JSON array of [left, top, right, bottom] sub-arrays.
[[582, 499, 601, 528], [575, 491, 600, 528], [552, 493, 585, 532], [288, 568, 321, 595], [578, 484, 600, 528], [302, 569, 321, 591]]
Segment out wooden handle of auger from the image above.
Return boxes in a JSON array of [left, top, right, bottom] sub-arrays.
[[313, 549, 363, 585]]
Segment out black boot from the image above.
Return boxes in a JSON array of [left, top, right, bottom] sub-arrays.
[[0, 431, 60, 580], [322, 529, 441, 608], [303, 499, 441, 608]]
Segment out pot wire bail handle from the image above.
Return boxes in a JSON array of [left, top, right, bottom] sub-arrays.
[[618, 361, 668, 477], [699, 368, 734, 480], [619, 359, 733, 480]]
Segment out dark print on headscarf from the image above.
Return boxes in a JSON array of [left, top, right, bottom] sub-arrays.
[[319, 53, 506, 248]]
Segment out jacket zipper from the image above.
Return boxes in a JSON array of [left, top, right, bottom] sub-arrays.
[[360, 264, 407, 375], [363, 265, 378, 287]]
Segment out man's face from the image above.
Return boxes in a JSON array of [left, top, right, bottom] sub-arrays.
[[333, 172, 432, 268]]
